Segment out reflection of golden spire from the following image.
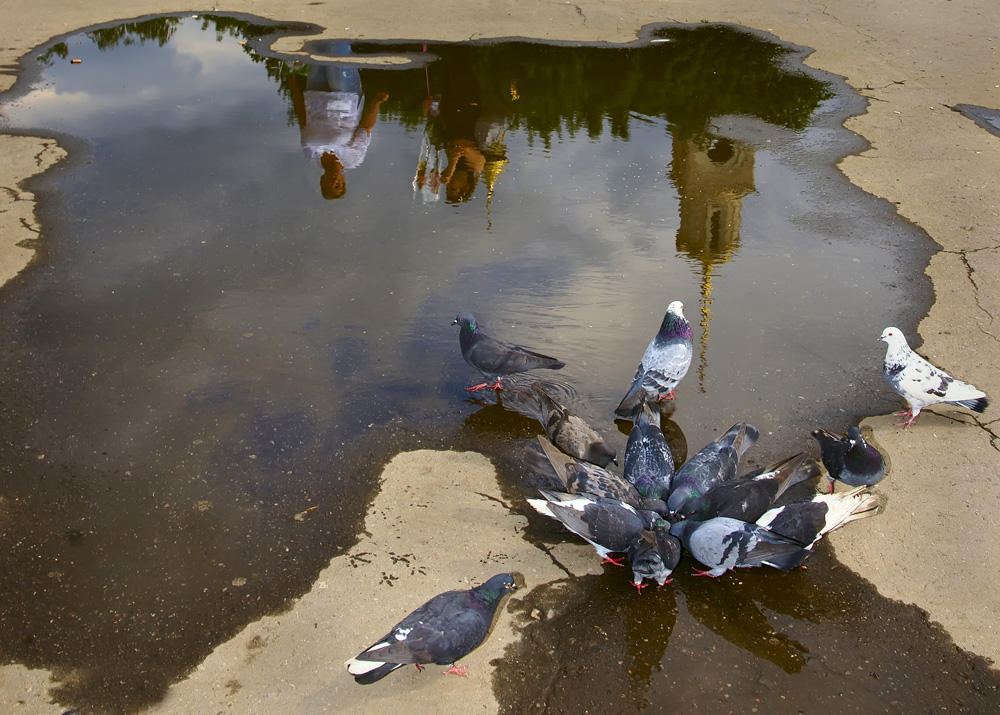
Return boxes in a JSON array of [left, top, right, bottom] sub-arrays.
[[698, 260, 715, 389], [670, 135, 756, 391], [482, 156, 508, 230]]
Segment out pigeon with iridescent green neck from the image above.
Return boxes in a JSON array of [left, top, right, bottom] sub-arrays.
[[453, 313, 565, 391], [345, 573, 517, 684]]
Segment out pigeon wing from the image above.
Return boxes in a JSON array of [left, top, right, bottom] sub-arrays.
[[466, 333, 564, 377]]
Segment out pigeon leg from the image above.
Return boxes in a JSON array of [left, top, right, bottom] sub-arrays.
[[691, 568, 719, 578], [489, 377, 504, 391], [414, 663, 425, 672], [631, 581, 648, 594], [893, 408, 912, 417], [825, 477, 835, 495], [465, 382, 490, 392], [657, 391, 677, 401], [601, 555, 625, 567], [443, 664, 470, 677]]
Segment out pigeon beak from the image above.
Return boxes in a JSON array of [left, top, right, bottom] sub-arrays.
[[451, 319, 458, 326]]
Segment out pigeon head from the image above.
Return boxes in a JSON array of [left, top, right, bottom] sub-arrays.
[[475, 573, 518, 606], [453, 313, 479, 334], [879, 327, 907, 348], [847, 426, 862, 445], [660, 300, 693, 340]]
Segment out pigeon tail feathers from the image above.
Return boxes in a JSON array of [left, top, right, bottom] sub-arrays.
[[947, 395, 989, 413]]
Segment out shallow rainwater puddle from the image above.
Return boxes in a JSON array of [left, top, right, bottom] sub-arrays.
[[1, 12, 995, 713]]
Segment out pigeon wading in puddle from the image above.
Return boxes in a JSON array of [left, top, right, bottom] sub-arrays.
[[615, 300, 694, 418], [879, 327, 989, 427], [452, 313, 565, 391], [503, 381, 616, 466]]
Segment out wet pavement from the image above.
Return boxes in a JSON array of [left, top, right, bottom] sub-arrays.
[[2, 13, 994, 713]]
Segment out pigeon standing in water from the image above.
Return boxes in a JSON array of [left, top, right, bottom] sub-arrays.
[[453, 313, 565, 391], [527, 490, 663, 565], [615, 301, 694, 418], [527, 490, 676, 593], [502, 382, 617, 466], [879, 327, 989, 427], [674, 453, 820, 523], [622, 400, 675, 502], [669, 517, 812, 578], [345, 573, 517, 684], [812, 426, 886, 493], [522, 436, 666, 515], [626, 528, 683, 592], [666, 422, 760, 517]]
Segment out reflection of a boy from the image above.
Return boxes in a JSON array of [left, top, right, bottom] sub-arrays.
[[286, 42, 388, 200]]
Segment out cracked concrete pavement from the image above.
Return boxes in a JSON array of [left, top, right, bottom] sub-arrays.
[[1, 0, 999, 709]]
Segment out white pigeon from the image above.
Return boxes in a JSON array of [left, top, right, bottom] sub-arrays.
[[879, 327, 989, 428]]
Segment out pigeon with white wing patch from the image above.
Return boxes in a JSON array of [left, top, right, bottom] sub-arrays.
[[346, 573, 516, 684], [879, 327, 989, 427]]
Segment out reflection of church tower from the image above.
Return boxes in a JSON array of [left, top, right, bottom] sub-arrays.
[[670, 135, 755, 389]]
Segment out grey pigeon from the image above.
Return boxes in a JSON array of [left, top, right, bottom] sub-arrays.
[[622, 400, 675, 502], [522, 436, 667, 515], [666, 422, 760, 516], [527, 490, 663, 564], [880, 327, 989, 427], [812, 426, 886, 494], [756, 485, 884, 549], [615, 300, 694, 417], [626, 528, 683, 592], [503, 382, 617, 466], [528, 490, 675, 593], [669, 517, 812, 578], [674, 453, 820, 523], [345, 573, 517, 684], [453, 313, 565, 391]]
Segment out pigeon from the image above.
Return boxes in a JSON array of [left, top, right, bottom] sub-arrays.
[[527, 490, 665, 567], [522, 436, 667, 515], [452, 313, 565, 391], [622, 400, 675, 502], [669, 517, 812, 578], [674, 453, 820, 523], [626, 528, 683, 592], [666, 422, 760, 516], [812, 426, 886, 494], [879, 327, 989, 427], [345, 573, 517, 684], [756, 485, 884, 549], [615, 300, 694, 418], [503, 382, 617, 466]]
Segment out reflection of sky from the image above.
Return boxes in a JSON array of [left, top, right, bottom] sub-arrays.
[[8, 19, 267, 138], [2, 16, 924, 455]]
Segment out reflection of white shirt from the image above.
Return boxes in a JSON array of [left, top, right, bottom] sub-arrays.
[[300, 91, 370, 169]]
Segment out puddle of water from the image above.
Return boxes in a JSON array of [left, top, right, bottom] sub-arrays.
[[1, 13, 990, 713]]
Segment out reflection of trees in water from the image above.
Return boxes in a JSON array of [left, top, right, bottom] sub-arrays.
[[358, 24, 832, 142]]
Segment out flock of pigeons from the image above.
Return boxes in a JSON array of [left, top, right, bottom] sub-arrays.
[[346, 304, 990, 685]]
